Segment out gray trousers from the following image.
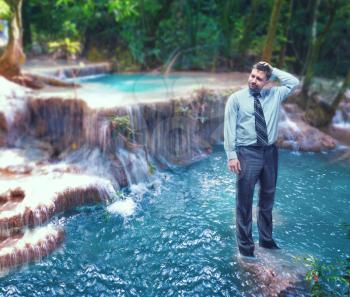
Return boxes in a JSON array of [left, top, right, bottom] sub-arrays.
[[236, 144, 278, 255]]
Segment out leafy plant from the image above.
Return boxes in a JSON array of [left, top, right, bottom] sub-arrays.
[[48, 37, 81, 59], [303, 223, 350, 297], [147, 162, 156, 175], [0, 0, 10, 18], [109, 115, 134, 140], [304, 255, 349, 297]]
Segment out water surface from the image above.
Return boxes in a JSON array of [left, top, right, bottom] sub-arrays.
[[1, 148, 349, 296]]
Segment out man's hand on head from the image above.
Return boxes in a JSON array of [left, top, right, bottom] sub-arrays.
[[228, 159, 241, 174], [257, 61, 273, 71]]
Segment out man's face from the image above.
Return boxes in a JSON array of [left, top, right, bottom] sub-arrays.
[[248, 68, 268, 92]]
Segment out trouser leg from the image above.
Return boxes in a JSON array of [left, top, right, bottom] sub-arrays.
[[257, 144, 278, 246], [236, 147, 262, 255]]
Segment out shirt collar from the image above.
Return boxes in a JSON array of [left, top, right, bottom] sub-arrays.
[[249, 89, 261, 98], [249, 88, 268, 98]]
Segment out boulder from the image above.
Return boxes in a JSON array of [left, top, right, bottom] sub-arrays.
[[278, 104, 337, 152]]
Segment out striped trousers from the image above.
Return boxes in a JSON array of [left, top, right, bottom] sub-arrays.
[[235, 144, 278, 256]]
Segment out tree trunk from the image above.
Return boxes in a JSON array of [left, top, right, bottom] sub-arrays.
[[277, 0, 293, 68], [331, 69, 350, 110], [262, 0, 283, 63], [298, 0, 319, 107], [237, 0, 258, 66], [0, 0, 25, 79], [219, 0, 236, 67], [22, 0, 32, 49], [300, 0, 338, 107]]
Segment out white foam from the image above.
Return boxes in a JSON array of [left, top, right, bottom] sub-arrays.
[[63, 147, 121, 188], [0, 149, 27, 167], [0, 224, 60, 256], [0, 76, 28, 98], [129, 183, 149, 198], [333, 123, 350, 129], [0, 76, 29, 128], [107, 198, 136, 217], [0, 172, 115, 220], [279, 108, 300, 132], [117, 148, 150, 185]]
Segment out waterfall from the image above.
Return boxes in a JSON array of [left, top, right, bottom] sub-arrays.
[[0, 75, 339, 271], [329, 99, 350, 146], [0, 77, 29, 146], [0, 225, 64, 271], [116, 148, 150, 185], [277, 107, 301, 151], [332, 100, 350, 128]]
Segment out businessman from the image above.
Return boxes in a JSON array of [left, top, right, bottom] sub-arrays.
[[224, 61, 299, 258]]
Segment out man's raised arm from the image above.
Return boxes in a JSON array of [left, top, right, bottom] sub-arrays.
[[271, 67, 300, 101]]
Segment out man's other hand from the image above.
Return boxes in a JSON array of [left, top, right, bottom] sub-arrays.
[[228, 159, 241, 174]]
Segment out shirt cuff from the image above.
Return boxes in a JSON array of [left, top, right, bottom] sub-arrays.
[[226, 151, 237, 160], [271, 67, 281, 80]]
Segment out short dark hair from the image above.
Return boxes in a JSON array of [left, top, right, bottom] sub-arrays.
[[252, 62, 272, 80]]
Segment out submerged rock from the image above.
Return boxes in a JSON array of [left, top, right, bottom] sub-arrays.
[[238, 248, 309, 296]]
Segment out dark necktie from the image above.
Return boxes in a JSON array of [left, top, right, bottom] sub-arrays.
[[253, 93, 268, 146]]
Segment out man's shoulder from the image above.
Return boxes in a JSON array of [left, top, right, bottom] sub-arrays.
[[229, 87, 249, 100], [261, 86, 275, 97]]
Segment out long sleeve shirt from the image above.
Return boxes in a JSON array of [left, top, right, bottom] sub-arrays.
[[224, 68, 300, 160]]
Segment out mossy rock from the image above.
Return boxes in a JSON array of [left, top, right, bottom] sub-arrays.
[[109, 115, 134, 140]]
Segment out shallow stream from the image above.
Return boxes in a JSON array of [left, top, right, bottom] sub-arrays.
[[1, 148, 349, 296]]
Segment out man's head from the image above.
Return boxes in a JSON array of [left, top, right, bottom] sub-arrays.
[[248, 62, 273, 92]]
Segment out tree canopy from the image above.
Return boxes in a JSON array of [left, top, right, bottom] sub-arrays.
[[0, 0, 349, 77]]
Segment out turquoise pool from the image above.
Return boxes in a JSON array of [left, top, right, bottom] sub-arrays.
[[77, 74, 195, 93], [1, 148, 349, 296]]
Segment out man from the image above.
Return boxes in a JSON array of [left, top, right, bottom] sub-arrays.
[[224, 61, 299, 258]]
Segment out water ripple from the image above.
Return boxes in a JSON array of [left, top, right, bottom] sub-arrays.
[[1, 149, 349, 296]]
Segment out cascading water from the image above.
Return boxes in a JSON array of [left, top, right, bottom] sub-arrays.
[[330, 97, 350, 147], [278, 106, 302, 150], [0, 72, 346, 295], [0, 74, 225, 271]]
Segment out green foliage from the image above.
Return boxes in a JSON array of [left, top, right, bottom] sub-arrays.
[[18, 0, 350, 77], [109, 115, 134, 140], [61, 20, 79, 39], [48, 38, 81, 57], [148, 162, 156, 175], [301, 223, 350, 297], [113, 0, 162, 67], [114, 47, 139, 71], [0, 0, 10, 18], [107, 0, 138, 21], [175, 103, 191, 115], [303, 255, 349, 297], [156, 1, 221, 70]]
